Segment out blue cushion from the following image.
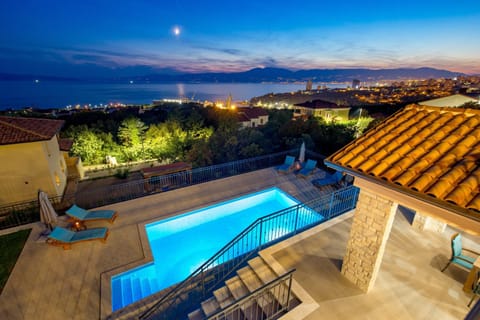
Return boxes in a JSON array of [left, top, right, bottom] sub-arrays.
[[452, 255, 475, 269]]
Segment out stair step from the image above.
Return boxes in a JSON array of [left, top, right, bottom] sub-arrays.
[[131, 277, 142, 302], [237, 266, 276, 316], [121, 278, 133, 307], [141, 278, 152, 297], [201, 296, 221, 317], [248, 257, 296, 310], [237, 266, 263, 292], [225, 276, 249, 300], [149, 277, 159, 294], [213, 286, 235, 309], [188, 308, 205, 320], [111, 278, 123, 311], [248, 257, 277, 284]]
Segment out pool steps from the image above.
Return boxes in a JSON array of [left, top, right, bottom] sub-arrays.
[[188, 256, 299, 320], [111, 274, 161, 311]]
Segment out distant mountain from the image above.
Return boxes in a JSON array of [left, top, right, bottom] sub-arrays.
[[0, 67, 464, 83], [132, 67, 464, 83]]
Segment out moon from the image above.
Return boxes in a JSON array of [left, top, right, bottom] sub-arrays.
[[173, 26, 181, 36]]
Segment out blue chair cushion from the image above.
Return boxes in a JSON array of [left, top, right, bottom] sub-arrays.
[[452, 254, 476, 269]]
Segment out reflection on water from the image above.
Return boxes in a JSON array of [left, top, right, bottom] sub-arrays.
[[0, 81, 347, 109]]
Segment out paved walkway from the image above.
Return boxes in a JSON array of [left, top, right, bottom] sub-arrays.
[[261, 206, 480, 320]]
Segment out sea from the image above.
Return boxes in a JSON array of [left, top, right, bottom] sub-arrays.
[[0, 81, 348, 110]]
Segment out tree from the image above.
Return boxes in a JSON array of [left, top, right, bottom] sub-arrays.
[[118, 117, 147, 148], [186, 140, 213, 167], [144, 122, 172, 161], [118, 117, 147, 161], [70, 129, 105, 165]]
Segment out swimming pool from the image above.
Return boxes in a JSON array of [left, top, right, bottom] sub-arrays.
[[111, 187, 321, 311]]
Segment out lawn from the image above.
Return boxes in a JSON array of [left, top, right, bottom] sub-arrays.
[[0, 229, 31, 293]]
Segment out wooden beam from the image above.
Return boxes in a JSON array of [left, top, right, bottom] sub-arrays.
[[354, 177, 480, 236]]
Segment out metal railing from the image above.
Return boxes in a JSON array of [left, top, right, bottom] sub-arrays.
[[136, 185, 359, 320], [71, 150, 295, 209], [0, 150, 301, 230], [0, 193, 75, 230], [208, 269, 296, 320]]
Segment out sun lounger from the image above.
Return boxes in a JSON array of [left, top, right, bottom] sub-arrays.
[[46, 226, 109, 250], [296, 159, 317, 178], [276, 155, 295, 173], [66, 204, 117, 224], [312, 171, 343, 187]]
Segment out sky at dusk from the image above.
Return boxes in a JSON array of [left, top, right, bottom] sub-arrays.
[[0, 0, 479, 77]]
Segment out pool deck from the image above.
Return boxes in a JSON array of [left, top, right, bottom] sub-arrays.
[[0, 167, 478, 319]]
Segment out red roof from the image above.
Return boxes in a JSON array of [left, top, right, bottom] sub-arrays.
[[59, 138, 73, 151], [295, 100, 346, 109], [237, 113, 250, 122], [238, 107, 268, 120], [0, 116, 64, 145]]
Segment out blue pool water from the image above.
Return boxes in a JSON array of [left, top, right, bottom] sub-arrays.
[[111, 187, 319, 311]]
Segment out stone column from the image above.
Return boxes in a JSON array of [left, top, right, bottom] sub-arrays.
[[341, 189, 398, 292], [412, 212, 447, 233]]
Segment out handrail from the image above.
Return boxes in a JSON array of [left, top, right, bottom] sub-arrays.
[[138, 185, 359, 320], [207, 269, 296, 320]]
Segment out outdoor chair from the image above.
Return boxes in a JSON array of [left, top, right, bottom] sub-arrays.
[[441, 233, 479, 272], [66, 204, 117, 224], [312, 171, 343, 187], [296, 159, 317, 178], [46, 226, 109, 250], [276, 155, 295, 174]]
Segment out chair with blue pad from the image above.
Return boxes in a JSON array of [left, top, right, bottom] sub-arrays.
[[441, 233, 479, 272], [66, 204, 117, 224], [276, 155, 295, 174], [312, 171, 344, 187], [296, 159, 317, 178], [46, 226, 109, 250]]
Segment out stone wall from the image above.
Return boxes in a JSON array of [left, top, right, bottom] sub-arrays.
[[341, 188, 398, 292]]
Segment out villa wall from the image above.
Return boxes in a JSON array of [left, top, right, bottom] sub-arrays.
[[0, 136, 66, 205]]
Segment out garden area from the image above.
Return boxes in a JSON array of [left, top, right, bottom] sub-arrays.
[[0, 229, 31, 293]]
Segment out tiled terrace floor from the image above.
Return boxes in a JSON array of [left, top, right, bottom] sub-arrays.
[[0, 168, 478, 319]]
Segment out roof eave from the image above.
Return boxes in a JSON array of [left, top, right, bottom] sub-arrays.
[[324, 159, 480, 224]]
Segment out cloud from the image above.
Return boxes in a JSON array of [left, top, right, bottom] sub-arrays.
[[194, 46, 246, 56], [2, 31, 479, 77]]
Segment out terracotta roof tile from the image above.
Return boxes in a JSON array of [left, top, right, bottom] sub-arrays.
[[0, 116, 64, 145], [237, 107, 268, 119], [467, 195, 480, 212], [326, 104, 480, 214], [59, 138, 73, 151], [294, 100, 342, 109]]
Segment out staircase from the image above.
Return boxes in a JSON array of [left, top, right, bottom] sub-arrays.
[[188, 256, 300, 320]]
